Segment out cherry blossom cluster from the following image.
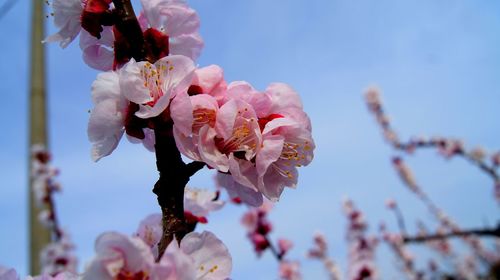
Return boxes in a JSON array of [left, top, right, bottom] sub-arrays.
[[1, 215, 231, 280], [87, 62, 315, 205], [0, 266, 78, 280], [44, 0, 203, 69], [241, 202, 290, 259], [42, 0, 315, 277], [239, 201, 302, 280], [307, 232, 342, 280], [31, 146, 77, 276], [80, 228, 231, 280], [46, 0, 314, 207], [343, 199, 378, 280]]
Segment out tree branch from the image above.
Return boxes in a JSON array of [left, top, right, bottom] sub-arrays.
[[110, 0, 206, 260], [403, 224, 500, 243], [365, 88, 499, 183], [152, 123, 205, 259], [111, 0, 145, 61]]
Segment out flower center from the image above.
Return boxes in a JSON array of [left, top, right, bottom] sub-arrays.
[[192, 108, 216, 133], [215, 121, 257, 156], [140, 61, 174, 106], [116, 270, 149, 280]]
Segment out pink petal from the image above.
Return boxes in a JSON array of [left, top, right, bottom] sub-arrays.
[[80, 28, 114, 71], [256, 135, 284, 176], [266, 83, 303, 111], [173, 127, 202, 161], [169, 33, 204, 61], [120, 59, 155, 105], [192, 65, 225, 94], [159, 240, 196, 280], [216, 173, 263, 207], [180, 231, 232, 280], [198, 126, 229, 172], [171, 91, 194, 136]]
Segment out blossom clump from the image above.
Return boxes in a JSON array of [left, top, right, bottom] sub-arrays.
[[178, 82, 315, 206], [45, 0, 314, 207], [82, 230, 231, 280]]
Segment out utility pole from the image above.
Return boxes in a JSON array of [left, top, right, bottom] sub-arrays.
[[28, 0, 51, 274]]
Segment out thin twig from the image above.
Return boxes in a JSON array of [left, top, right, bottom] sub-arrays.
[[403, 224, 500, 243]]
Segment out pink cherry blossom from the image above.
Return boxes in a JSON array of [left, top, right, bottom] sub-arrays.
[[0, 266, 19, 280], [200, 98, 262, 174], [218, 83, 314, 202], [82, 232, 155, 280], [176, 231, 232, 280], [215, 173, 263, 207], [120, 55, 195, 119], [79, 28, 114, 71], [139, 0, 204, 60], [134, 213, 163, 258], [40, 232, 78, 276], [241, 201, 275, 255], [84, 230, 231, 280], [173, 81, 314, 204], [184, 187, 224, 218], [87, 70, 154, 161], [173, 93, 220, 162], [279, 261, 302, 280], [171, 66, 227, 156], [256, 84, 314, 195], [43, 0, 83, 48], [28, 272, 80, 280], [277, 238, 293, 256], [87, 71, 128, 161], [88, 56, 195, 160], [190, 65, 227, 104]]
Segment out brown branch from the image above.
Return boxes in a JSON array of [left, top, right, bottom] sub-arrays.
[[46, 188, 63, 240], [396, 140, 499, 182], [365, 88, 499, 183], [152, 122, 205, 259], [264, 236, 283, 261], [110, 0, 206, 260], [403, 224, 500, 243], [111, 0, 145, 61]]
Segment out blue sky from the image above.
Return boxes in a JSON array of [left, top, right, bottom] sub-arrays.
[[0, 0, 499, 279]]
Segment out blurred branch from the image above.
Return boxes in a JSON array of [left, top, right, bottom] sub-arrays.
[[396, 140, 499, 182], [365, 87, 499, 183], [403, 224, 500, 243]]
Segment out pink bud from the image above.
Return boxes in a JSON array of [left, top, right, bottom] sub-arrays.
[[385, 199, 396, 209], [278, 238, 293, 256]]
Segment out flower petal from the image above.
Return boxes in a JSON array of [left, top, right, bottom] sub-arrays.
[[180, 231, 232, 280]]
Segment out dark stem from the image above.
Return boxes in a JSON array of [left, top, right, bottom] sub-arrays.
[[264, 236, 283, 261], [110, 0, 206, 260], [392, 204, 407, 236], [111, 0, 145, 61], [152, 122, 205, 259], [403, 224, 500, 243], [46, 190, 63, 240]]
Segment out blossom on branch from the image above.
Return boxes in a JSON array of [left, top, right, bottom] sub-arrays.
[[43, 0, 83, 48], [138, 0, 203, 61], [176, 81, 315, 205], [82, 230, 231, 280]]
